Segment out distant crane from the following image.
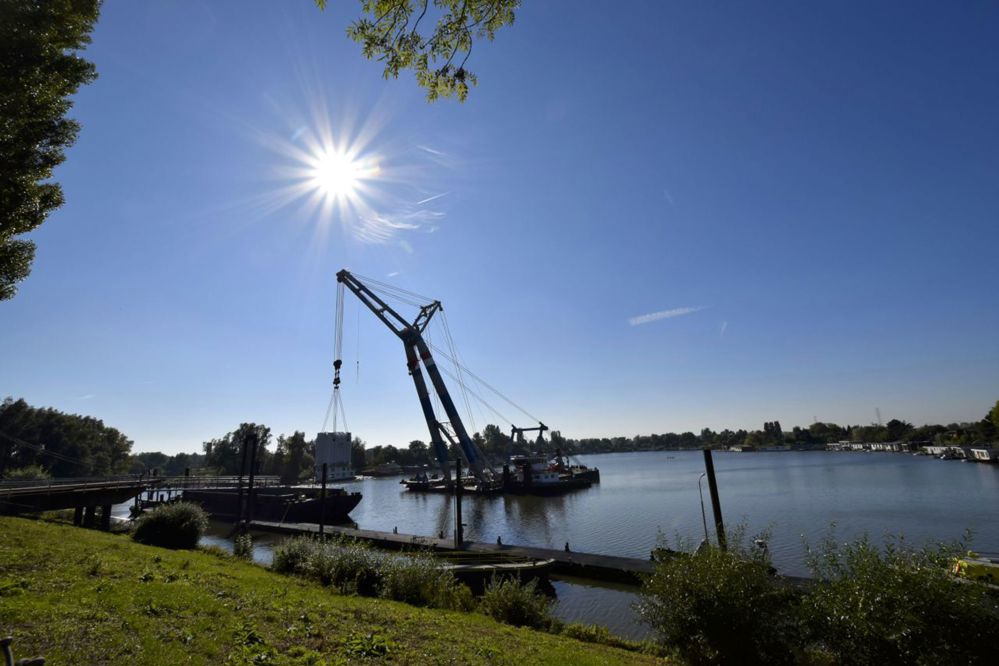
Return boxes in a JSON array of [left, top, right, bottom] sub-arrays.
[[335, 269, 498, 490]]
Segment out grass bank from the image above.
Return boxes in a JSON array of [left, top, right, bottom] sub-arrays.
[[0, 517, 665, 665]]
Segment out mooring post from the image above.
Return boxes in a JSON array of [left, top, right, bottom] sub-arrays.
[[236, 435, 249, 524], [319, 463, 328, 536], [702, 448, 727, 550], [454, 461, 464, 547], [246, 431, 259, 524]]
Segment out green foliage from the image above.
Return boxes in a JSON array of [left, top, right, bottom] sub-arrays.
[[640, 529, 999, 666], [270, 536, 473, 610], [378, 551, 474, 610], [316, 0, 518, 102], [803, 532, 999, 666], [270, 431, 313, 483], [477, 577, 554, 629], [233, 533, 253, 559], [638, 537, 799, 665], [0, 0, 100, 299], [0, 397, 133, 477], [343, 631, 394, 658], [3, 464, 50, 480], [132, 502, 209, 549], [202, 423, 271, 475]]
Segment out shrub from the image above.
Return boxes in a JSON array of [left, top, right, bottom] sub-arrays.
[[271, 536, 315, 575], [378, 552, 473, 610], [637, 536, 800, 666], [803, 532, 999, 666], [477, 577, 554, 629], [233, 533, 253, 559], [4, 465, 50, 480], [132, 502, 208, 549], [308, 538, 383, 594]]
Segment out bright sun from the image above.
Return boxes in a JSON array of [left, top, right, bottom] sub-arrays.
[[312, 150, 363, 198]]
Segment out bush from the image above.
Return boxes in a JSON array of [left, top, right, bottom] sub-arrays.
[[308, 538, 383, 594], [233, 533, 253, 559], [4, 465, 50, 480], [477, 577, 554, 629], [271, 536, 315, 575], [378, 552, 473, 610], [132, 502, 208, 549], [637, 536, 800, 665], [803, 533, 999, 666]]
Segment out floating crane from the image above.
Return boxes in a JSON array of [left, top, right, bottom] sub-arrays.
[[335, 269, 498, 491]]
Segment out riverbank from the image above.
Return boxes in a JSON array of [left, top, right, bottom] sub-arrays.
[[0, 517, 664, 665]]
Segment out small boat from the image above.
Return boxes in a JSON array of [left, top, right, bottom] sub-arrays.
[[438, 552, 555, 590]]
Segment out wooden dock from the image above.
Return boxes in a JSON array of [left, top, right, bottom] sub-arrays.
[[247, 520, 654, 585]]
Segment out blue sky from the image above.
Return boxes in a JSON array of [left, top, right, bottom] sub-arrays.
[[3, 1, 998, 454]]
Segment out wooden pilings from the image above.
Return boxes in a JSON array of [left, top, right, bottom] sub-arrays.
[[702, 449, 727, 550]]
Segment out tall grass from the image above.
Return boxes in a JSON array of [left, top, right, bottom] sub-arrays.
[[271, 537, 531, 618]]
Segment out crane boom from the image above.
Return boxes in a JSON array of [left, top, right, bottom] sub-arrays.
[[335, 270, 495, 488]]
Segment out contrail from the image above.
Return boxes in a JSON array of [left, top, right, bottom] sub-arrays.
[[628, 306, 706, 326]]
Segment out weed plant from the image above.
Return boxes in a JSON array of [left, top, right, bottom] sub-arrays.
[[478, 577, 554, 629], [131, 502, 208, 549], [639, 526, 999, 666], [802, 531, 999, 666]]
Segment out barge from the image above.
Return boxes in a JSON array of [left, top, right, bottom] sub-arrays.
[[182, 486, 361, 523]]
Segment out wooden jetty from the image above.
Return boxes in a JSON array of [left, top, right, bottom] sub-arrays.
[[248, 520, 654, 585]]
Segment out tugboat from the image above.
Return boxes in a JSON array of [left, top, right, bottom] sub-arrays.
[[503, 453, 592, 495]]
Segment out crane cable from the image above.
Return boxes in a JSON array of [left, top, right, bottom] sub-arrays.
[[426, 340, 543, 426], [321, 282, 348, 433], [439, 310, 477, 434]]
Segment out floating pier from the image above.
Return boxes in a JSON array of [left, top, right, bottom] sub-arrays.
[[247, 520, 653, 585]]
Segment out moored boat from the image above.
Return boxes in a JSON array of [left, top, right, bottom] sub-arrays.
[[182, 485, 361, 523]]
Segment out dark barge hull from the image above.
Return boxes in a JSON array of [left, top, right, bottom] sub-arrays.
[[182, 487, 361, 524]]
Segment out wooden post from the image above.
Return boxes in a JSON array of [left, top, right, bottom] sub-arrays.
[[319, 463, 328, 536], [246, 431, 259, 524], [702, 449, 726, 550], [236, 435, 249, 524], [454, 458, 463, 548]]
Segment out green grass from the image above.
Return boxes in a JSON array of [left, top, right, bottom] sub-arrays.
[[0, 517, 666, 665]]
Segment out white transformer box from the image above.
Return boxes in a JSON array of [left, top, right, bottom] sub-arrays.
[[314, 431, 354, 483]]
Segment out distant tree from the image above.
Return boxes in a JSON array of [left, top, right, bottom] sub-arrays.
[[273, 431, 311, 483], [316, 0, 519, 102], [990, 400, 999, 433], [202, 423, 271, 475], [350, 436, 367, 471], [0, 397, 132, 477], [407, 439, 429, 462], [884, 419, 913, 442], [0, 0, 100, 299]]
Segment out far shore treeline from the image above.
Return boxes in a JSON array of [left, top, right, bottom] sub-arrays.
[[1, 396, 997, 480]]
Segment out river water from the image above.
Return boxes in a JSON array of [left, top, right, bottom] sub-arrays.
[[119, 451, 999, 639]]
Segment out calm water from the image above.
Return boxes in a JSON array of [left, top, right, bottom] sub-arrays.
[[116, 451, 999, 639], [341, 451, 999, 576]]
